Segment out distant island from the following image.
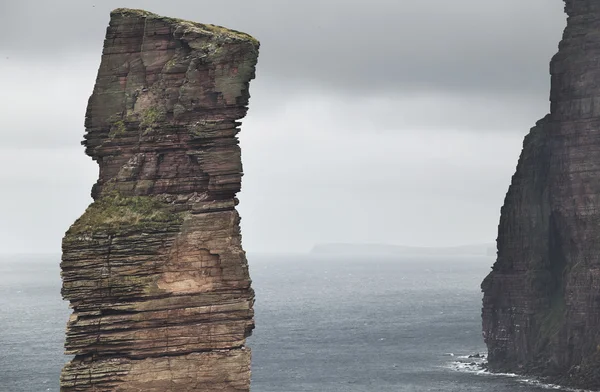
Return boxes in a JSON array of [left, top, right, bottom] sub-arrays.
[[310, 243, 496, 257]]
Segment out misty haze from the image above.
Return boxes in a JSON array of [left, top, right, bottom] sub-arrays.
[[0, 1, 586, 391]]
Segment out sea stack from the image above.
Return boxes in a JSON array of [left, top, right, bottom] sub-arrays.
[[59, 9, 258, 391], [482, 1, 600, 388]]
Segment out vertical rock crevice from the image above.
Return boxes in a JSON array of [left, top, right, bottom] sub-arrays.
[[60, 9, 259, 391], [482, 1, 600, 388]]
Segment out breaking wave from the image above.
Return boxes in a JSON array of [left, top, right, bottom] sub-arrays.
[[447, 353, 595, 392]]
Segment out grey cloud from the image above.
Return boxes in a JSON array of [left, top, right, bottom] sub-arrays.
[[238, 118, 523, 252], [1, 59, 543, 152], [277, 92, 552, 133], [1, 0, 565, 97], [0, 148, 96, 254], [0, 0, 569, 253], [0, 57, 97, 148]]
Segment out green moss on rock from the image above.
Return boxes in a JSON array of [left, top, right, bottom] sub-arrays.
[[110, 8, 259, 46], [111, 8, 154, 18], [140, 107, 166, 129], [67, 192, 183, 235], [108, 120, 127, 138]]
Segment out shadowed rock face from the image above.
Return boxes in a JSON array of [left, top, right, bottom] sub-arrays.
[[59, 9, 258, 391], [482, 1, 600, 388]]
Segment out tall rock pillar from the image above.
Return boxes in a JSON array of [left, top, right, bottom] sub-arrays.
[[59, 9, 259, 391]]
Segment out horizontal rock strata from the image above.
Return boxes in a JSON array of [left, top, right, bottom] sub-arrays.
[[482, 1, 600, 388], [60, 8, 259, 391]]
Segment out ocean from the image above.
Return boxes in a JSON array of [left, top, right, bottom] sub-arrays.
[[0, 254, 567, 391]]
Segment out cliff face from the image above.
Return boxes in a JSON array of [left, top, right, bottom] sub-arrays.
[[482, 1, 600, 387], [59, 9, 258, 391]]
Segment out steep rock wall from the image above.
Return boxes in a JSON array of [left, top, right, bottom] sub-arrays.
[[59, 9, 259, 391], [482, 1, 600, 388]]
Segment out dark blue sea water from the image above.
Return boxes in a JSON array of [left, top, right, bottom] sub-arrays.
[[0, 254, 568, 391]]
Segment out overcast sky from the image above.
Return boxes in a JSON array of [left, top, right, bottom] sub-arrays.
[[0, 0, 566, 254]]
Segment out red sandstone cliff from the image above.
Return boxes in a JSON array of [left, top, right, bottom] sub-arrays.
[[482, 1, 600, 388], [59, 9, 259, 391]]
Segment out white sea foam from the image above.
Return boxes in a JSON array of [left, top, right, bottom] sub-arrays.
[[517, 379, 594, 392], [447, 353, 596, 392], [456, 354, 486, 360]]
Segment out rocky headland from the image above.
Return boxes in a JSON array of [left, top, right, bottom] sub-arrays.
[[482, 0, 600, 388], [59, 9, 258, 391]]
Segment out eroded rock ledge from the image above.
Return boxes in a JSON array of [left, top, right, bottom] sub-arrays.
[[60, 9, 259, 391], [482, 1, 600, 388]]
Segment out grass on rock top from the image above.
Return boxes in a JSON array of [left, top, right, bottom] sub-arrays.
[[67, 192, 183, 235], [110, 8, 259, 46]]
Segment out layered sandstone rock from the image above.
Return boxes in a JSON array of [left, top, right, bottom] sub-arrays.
[[60, 9, 259, 391], [482, 1, 600, 388]]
